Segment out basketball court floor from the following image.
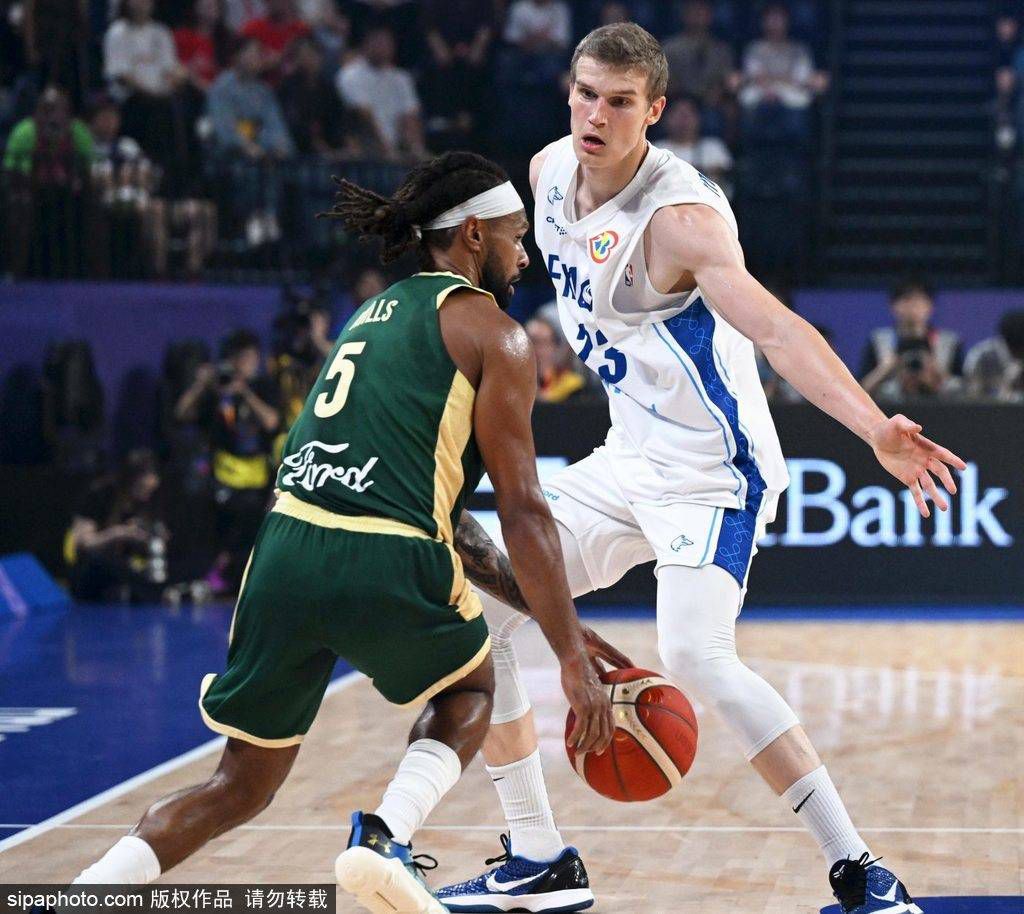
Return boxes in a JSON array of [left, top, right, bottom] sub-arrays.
[[0, 601, 1021, 913]]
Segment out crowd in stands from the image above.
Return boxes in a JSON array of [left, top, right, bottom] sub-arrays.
[[7, 270, 1020, 604], [0, 0, 829, 281], [5, 3, 1024, 602]]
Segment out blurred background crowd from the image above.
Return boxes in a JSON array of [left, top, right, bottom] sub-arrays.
[[0, 0, 833, 282], [1, 0, 1022, 604]]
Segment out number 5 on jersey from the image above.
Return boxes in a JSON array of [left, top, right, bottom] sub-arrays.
[[314, 342, 366, 418]]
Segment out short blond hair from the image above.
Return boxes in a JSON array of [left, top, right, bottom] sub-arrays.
[[570, 23, 669, 103]]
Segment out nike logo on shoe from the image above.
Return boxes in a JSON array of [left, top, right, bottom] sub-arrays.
[[792, 789, 815, 814], [484, 869, 547, 892]]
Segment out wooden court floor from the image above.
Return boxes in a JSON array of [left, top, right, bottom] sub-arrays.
[[1, 619, 1021, 913]]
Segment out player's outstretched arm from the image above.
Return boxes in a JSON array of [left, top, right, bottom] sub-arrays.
[[654, 203, 967, 517]]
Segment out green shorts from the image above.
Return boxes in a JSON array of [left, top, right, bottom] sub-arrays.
[[199, 493, 490, 747]]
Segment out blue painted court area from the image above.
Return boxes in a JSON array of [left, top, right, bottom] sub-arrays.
[[822, 900, 1023, 913], [0, 602, 353, 844]]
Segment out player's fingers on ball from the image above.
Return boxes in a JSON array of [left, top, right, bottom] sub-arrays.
[[605, 642, 634, 668], [580, 711, 600, 753], [572, 706, 593, 751], [568, 714, 584, 749], [597, 644, 626, 668], [596, 709, 613, 755]]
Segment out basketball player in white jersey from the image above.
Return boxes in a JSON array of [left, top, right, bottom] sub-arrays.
[[437, 23, 965, 914]]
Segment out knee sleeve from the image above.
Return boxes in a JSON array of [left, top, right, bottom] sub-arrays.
[[480, 587, 532, 725], [475, 517, 596, 726], [656, 565, 800, 760]]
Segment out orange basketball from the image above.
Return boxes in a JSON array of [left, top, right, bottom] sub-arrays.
[[565, 667, 698, 802]]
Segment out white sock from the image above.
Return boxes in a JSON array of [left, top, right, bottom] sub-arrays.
[[73, 835, 161, 885], [486, 748, 564, 862], [782, 765, 871, 865], [375, 738, 462, 845]]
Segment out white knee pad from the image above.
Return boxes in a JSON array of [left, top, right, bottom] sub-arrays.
[[480, 587, 532, 725], [656, 565, 800, 760]]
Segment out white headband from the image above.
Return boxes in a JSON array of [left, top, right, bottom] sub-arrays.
[[421, 181, 525, 231]]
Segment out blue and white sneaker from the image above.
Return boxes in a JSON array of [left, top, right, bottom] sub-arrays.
[[829, 853, 924, 913], [437, 834, 595, 913], [335, 811, 447, 914]]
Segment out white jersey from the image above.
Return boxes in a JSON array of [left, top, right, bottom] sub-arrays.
[[534, 135, 789, 513]]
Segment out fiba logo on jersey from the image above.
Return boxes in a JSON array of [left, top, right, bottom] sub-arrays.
[[589, 230, 619, 263]]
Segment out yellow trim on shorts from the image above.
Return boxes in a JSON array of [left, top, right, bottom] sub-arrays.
[[227, 548, 255, 646], [395, 636, 492, 708], [446, 543, 482, 621], [273, 491, 430, 538], [430, 372, 475, 545], [198, 673, 304, 748]]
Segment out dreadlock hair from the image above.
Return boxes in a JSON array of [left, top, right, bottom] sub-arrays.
[[322, 151, 510, 268]]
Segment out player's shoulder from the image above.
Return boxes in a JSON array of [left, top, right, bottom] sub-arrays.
[[439, 284, 521, 343], [440, 289, 530, 387], [530, 135, 573, 195], [649, 200, 729, 235], [647, 142, 720, 194]]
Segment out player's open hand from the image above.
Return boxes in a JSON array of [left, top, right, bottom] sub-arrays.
[[581, 624, 634, 676], [561, 653, 614, 756], [869, 414, 967, 518]]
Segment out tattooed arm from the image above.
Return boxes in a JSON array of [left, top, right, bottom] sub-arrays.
[[453, 510, 636, 672], [453, 510, 529, 614]]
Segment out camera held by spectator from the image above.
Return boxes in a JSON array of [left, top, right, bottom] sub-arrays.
[[174, 329, 281, 594], [860, 280, 965, 400]]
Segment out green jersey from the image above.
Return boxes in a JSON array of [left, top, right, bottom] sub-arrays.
[[277, 272, 494, 544]]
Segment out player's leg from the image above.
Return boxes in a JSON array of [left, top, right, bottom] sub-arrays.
[[329, 527, 495, 913], [436, 524, 599, 914], [73, 509, 336, 885], [654, 563, 868, 859], [438, 468, 651, 913], [654, 563, 921, 913], [478, 521, 595, 861], [74, 738, 300, 884], [372, 652, 496, 846]]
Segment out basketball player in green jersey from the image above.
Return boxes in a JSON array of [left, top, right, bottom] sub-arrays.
[[66, 152, 620, 914]]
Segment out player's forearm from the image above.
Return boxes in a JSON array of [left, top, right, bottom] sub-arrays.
[[453, 510, 529, 613], [764, 311, 886, 445], [497, 497, 586, 662]]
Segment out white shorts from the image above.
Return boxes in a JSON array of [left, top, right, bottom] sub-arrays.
[[542, 446, 778, 605]]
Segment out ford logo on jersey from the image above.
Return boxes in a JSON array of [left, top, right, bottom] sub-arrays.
[[589, 230, 619, 263]]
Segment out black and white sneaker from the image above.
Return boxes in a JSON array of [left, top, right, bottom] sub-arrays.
[[436, 834, 595, 913], [829, 853, 924, 913]]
